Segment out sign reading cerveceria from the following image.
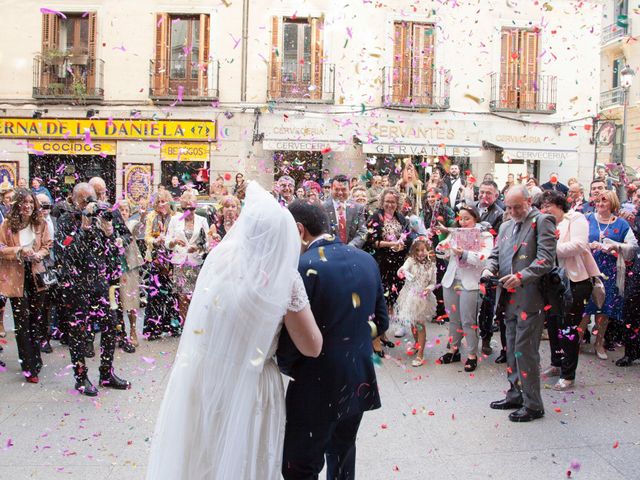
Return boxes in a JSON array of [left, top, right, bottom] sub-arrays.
[[0, 118, 216, 141]]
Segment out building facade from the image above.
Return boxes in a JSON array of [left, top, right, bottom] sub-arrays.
[[0, 0, 601, 204], [597, 0, 640, 178]]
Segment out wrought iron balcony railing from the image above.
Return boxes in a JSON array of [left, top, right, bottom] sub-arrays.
[[268, 60, 335, 103], [489, 72, 557, 114], [33, 55, 104, 102], [602, 23, 630, 46], [382, 66, 450, 109], [600, 87, 625, 110], [149, 59, 219, 103]]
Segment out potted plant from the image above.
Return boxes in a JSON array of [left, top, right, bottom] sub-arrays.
[[72, 79, 87, 98], [42, 48, 68, 65], [69, 49, 89, 65]]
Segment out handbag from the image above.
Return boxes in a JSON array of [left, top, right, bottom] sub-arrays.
[[591, 276, 606, 309], [35, 268, 59, 289], [540, 265, 573, 313]]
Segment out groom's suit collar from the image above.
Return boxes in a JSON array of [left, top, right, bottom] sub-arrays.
[[306, 235, 340, 252]]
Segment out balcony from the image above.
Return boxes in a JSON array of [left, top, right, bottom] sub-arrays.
[[600, 87, 625, 110], [602, 23, 630, 47], [268, 60, 335, 103], [33, 55, 104, 103], [381, 67, 450, 110], [149, 59, 219, 104], [489, 72, 557, 114]]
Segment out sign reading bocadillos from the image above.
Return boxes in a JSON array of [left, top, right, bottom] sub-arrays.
[[0, 118, 216, 141]]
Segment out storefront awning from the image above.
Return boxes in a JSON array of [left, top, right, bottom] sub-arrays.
[[361, 140, 483, 157], [483, 141, 577, 162]]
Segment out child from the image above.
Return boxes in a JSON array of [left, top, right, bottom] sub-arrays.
[[395, 238, 437, 367]]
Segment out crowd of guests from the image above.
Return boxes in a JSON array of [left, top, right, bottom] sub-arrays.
[[1, 162, 640, 422]]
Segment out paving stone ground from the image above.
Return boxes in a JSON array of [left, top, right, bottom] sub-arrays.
[[1, 311, 639, 480]]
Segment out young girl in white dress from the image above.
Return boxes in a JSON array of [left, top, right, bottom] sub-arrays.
[[395, 238, 437, 367]]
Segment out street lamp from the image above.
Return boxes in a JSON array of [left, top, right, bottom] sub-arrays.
[[620, 64, 635, 199]]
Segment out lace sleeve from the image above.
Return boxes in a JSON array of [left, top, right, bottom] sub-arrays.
[[287, 271, 310, 312]]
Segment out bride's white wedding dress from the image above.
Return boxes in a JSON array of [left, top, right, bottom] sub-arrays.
[[146, 182, 308, 480]]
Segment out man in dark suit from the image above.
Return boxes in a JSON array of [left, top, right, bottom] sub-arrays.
[[323, 174, 368, 249], [540, 172, 569, 195], [279, 200, 389, 479], [483, 185, 556, 422], [474, 180, 506, 357]]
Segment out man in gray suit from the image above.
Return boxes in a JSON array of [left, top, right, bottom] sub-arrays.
[[323, 174, 368, 249], [482, 185, 556, 422]]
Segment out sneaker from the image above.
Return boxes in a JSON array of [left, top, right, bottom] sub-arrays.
[[394, 326, 406, 338], [541, 365, 561, 377]]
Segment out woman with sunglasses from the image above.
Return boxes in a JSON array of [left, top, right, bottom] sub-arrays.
[[166, 190, 210, 326]]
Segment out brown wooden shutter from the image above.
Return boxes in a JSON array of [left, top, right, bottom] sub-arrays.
[[521, 30, 539, 110], [41, 13, 60, 53], [269, 16, 283, 98], [412, 23, 435, 104], [392, 22, 410, 103], [86, 12, 97, 92], [500, 28, 519, 110], [310, 17, 323, 100], [154, 13, 170, 96], [198, 14, 210, 96]]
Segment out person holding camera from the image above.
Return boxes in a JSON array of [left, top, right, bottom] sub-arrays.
[[0, 188, 51, 383], [482, 185, 556, 422], [35, 193, 57, 354], [55, 183, 130, 396]]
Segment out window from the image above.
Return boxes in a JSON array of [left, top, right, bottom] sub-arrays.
[[499, 28, 539, 110], [269, 17, 324, 100], [153, 13, 210, 98], [613, 57, 623, 88], [391, 22, 435, 104]]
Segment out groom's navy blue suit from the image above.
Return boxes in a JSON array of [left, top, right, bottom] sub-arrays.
[[278, 236, 389, 480]]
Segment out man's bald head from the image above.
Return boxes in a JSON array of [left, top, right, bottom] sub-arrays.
[[504, 184, 531, 222], [88, 177, 107, 201]]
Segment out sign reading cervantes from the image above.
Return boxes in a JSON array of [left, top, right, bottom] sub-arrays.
[[0, 118, 216, 142]]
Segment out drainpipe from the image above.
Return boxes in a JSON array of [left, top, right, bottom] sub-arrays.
[[240, 0, 249, 102]]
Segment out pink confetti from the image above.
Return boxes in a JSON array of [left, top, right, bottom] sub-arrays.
[[141, 356, 156, 364], [177, 85, 184, 102], [40, 8, 67, 18]]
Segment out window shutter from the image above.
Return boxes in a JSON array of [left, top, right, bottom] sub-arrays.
[[198, 14, 210, 96], [269, 16, 283, 98], [412, 24, 435, 104], [310, 17, 323, 100], [392, 22, 410, 103], [86, 12, 98, 92], [154, 13, 170, 96], [41, 13, 60, 53], [521, 30, 539, 110], [500, 28, 519, 109]]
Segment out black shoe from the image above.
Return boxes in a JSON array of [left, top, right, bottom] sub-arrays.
[[464, 357, 478, 372], [99, 370, 131, 390], [0, 360, 5, 368], [374, 349, 385, 358], [490, 398, 523, 410], [85, 341, 95, 358], [481, 338, 493, 356], [509, 406, 544, 422], [616, 356, 638, 367], [381, 340, 395, 348], [75, 378, 98, 397], [59, 335, 69, 345], [438, 351, 461, 364], [495, 351, 507, 364], [40, 340, 53, 354], [119, 339, 136, 354]]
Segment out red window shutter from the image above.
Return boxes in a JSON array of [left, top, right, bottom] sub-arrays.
[[500, 28, 520, 110], [521, 30, 539, 110], [154, 13, 170, 96], [392, 22, 410, 103], [269, 16, 283, 98], [310, 17, 324, 100], [86, 12, 98, 91], [198, 14, 210, 96], [41, 13, 60, 53], [411, 23, 435, 104]]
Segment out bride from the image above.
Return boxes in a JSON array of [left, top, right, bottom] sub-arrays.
[[146, 182, 322, 480]]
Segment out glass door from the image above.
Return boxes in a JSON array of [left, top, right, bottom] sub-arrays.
[[169, 17, 201, 96]]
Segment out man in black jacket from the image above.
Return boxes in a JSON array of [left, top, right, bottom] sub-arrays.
[[55, 183, 130, 396], [475, 181, 506, 358]]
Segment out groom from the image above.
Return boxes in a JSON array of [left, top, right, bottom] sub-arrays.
[[278, 200, 389, 480]]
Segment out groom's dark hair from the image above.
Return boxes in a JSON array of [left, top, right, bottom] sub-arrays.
[[288, 200, 330, 236]]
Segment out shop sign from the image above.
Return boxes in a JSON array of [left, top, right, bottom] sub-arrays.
[[124, 163, 152, 206], [161, 142, 210, 161], [362, 143, 482, 157], [503, 149, 577, 162], [0, 118, 216, 141], [262, 140, 346, 152], [29, 140, 116, 155]]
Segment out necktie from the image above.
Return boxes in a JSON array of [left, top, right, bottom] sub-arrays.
[[513, 221, 522, 237], [337, 204, 347, 243]]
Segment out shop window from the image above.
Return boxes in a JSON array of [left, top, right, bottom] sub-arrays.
[[391, 22, 435, 104], [153, 14, 210, 98], [269, 17, 324, 100], [498, 28, 541, 111], [161, 161, 209, 196]]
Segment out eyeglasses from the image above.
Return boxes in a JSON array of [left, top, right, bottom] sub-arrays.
[[41, 204, 52, 209]]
